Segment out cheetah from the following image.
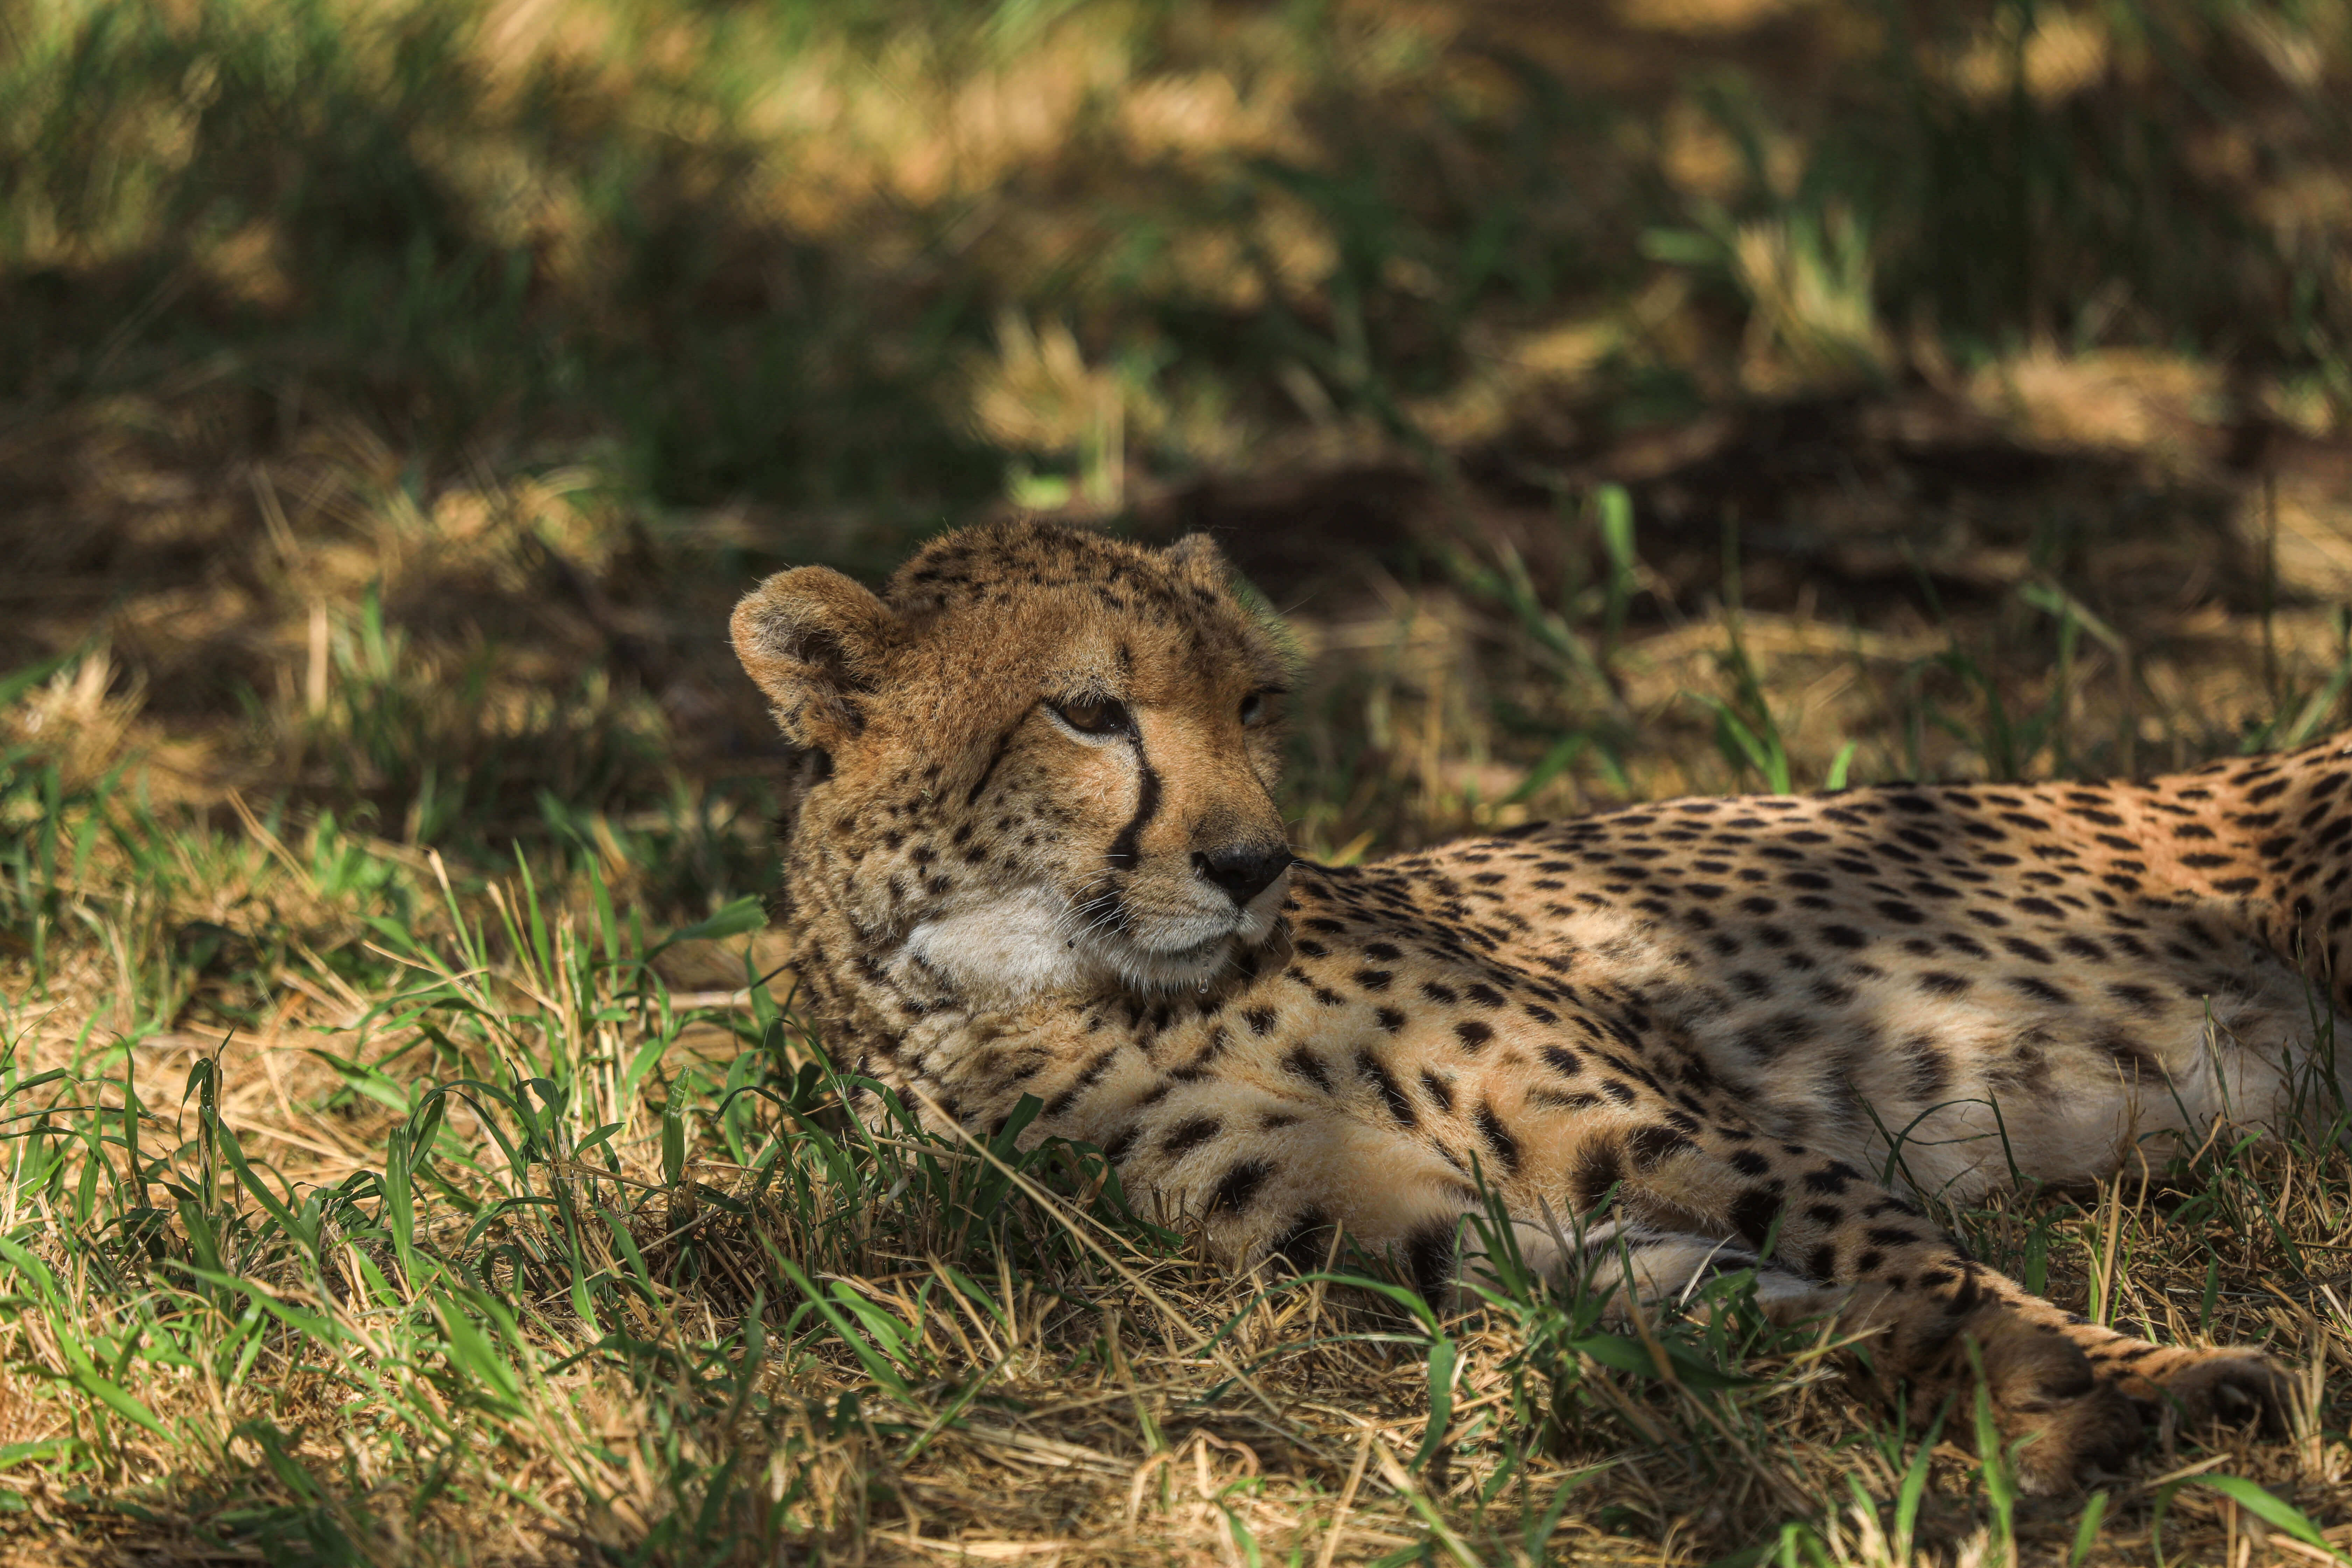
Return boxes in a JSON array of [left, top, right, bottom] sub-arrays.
[[731, 519, 2317, 1492]]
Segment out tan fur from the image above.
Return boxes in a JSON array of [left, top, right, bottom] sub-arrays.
[[733, 520, 2322, 1493]]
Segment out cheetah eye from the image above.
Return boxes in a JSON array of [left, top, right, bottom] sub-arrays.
[[1240, 688, 1283, 727], [1049, 696, 1132, 736]]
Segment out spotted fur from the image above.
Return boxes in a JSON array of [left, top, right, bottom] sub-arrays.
[[733, 520, 2313, 1493]]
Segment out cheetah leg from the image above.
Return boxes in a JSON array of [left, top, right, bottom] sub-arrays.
[[1465, 1216, 1828, 1317], [1970, 1269, 2291, 1433], [1568, 1121, 2287, 1490], [1492, 1208, 2138, 1493]]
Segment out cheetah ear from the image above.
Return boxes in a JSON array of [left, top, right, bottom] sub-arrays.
[[1164, 532, 1231, 591], [731, 567, 900, 750]]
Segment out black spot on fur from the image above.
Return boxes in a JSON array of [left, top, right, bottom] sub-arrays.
[[1270, 1209, 1335, 1271], [1043, 1048, 1121, 1119], [2008, 975, 2069, 1004], [2098, 1032, 2163, 1078], [1209, 1158, 1275, 1216], [1729, 1189, 1784, 1249], [1358, 1051, 1417, 1127], [1627, 1125, 1691, 1169], [1801, 1161, 1860, 1195], [1474, 1104, 1521, 1173], [1161, 1116, 1222, 1158], [1281, 1045, 1333, 1092], [1405, 1222, 1458, 1302], [1572, 1141, 1623, 1210]]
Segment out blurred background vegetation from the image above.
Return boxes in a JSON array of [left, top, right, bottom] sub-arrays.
[[6, 1, 2352, 1559], [6, 0, 2350, 880]]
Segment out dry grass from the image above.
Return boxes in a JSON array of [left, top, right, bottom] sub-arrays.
[[6, 0, 2352, 1561]]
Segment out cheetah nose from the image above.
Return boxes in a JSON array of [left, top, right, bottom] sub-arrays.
[[1194, 844, 1293, 907]]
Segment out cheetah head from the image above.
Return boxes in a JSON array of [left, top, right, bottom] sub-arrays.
[[732, 522, 1294, 1000]]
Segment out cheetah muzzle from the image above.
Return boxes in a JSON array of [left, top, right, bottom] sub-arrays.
[[733, 519, 2323, 1492]]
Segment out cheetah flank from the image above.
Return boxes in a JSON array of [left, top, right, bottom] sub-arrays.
[[732, 519, 2315, 1492]]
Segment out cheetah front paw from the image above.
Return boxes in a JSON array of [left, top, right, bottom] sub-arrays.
[[2007, 1382, 2148, 1495], [2137, 1351, 2295, 1439], [1968, 1320, 2146, 1494]]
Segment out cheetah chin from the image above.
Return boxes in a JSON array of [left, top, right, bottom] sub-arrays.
[[903, 878, 1288, 999], [733, 518, 2327, 1492]]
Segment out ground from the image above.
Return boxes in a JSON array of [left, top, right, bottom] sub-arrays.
[[3, 0, 2352, 1562]]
